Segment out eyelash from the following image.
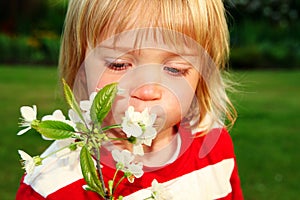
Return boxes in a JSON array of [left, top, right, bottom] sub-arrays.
[[163, 66, 190, 76], [105, 61, 132, 71], [104, 59, 190, 77]]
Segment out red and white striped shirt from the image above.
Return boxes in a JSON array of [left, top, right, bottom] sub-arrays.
[[16, 127, 243, 199]]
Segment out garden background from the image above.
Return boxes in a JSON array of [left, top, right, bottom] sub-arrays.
[[0, 0, 299, 199]]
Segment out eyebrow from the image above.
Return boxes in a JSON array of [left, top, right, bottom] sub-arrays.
[[99, 45, 133, 52], [98, 45, 199, 57]]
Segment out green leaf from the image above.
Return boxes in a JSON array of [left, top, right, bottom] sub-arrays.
[[75, 122, 89, 133], [80, 146, 105, 196], [35, 120, 75, 139], [62, 79, 85, 123], [90, 83, 118, 124]]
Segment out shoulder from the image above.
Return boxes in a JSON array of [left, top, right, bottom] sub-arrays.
[[194, 128, 236, 159], [179, 126, 235, 160]]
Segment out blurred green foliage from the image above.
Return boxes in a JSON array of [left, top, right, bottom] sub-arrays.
[[227, 0, 299, 24], [0, 0, 66, 65], [229, 20, 300, 68], [226, 0, 300, 68], [0, 0, 67, 34], [0, 0, 299, 68], [0, 32, 60, 64]]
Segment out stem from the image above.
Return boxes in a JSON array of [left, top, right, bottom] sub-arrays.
[[112, 176, 126, 194], [102, 124, 122, 132], [112, 169, 120, 184], [143, 197, 153, 200], [107, 137, 128, 141], [41, 141, 82, 160], [109, 168, 120, 196], [143, 196, 155, 200], [95, 147, 108, 200]]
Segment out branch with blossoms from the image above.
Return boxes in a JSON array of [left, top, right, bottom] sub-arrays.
[[17, 80, 159, 200]]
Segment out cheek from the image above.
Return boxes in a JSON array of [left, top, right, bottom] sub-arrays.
[[108, 96, 129, 125], [164, 89, 194, 118], [160, 75, 198, 129], [163, 76, 197, 116], [96, 73, 122, 91], [162, 96, 182, 126], [150, 89, 195, 132]]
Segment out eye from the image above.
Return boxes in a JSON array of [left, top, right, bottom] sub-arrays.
[[163, 66, 190, 76], [104, 59, 132, 71]]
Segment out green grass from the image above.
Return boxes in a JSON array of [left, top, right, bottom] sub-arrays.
[[0, 65, 299, 199], [0, 65, 64, 199], [230, 70, 300, 199]]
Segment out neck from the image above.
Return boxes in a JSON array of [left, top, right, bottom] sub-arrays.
[[144, 126, 177, 152], [138, 127, 179, 167]]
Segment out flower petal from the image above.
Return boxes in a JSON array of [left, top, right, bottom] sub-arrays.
[[112, 149, 134, 165], [80, 100, 91, 111], [128, 162, 143, 178], [25, 162, 35, 174], [143, 139, 152, 146], [68, 109, 81, 123], [20, 105, 37, 121], [121, 150, 134, 164], [133, 144, 144, 156], [17, 126, 31, 136], [150, 179, 173, 200], [18, 150, 32, 160], [122, 121, 143, 138], [42, 110, 76, 130], [112, 149, 123, 163], [18, 150, 36, 174]]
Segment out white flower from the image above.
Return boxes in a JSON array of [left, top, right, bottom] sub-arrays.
[[150, 179, 173, 200], [68, 109, 81, 123], [17, 105, 37, 135], [18, 150, 42, 174], [68, 92, 96, 130], [42, 110, 75, 127], [80, 92, 97, 112], [112, 149, 144, 182], [121, 106, 157, 155], [132, 144, 144, 156], [41, 110, 76, 140]]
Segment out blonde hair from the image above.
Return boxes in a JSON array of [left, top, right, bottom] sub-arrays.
[[59, 0, 236, 132]]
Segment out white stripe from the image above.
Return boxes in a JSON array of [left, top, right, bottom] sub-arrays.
[[24, 139, 83, 197], [24, 139, 234, 199], [124, 158, 234, 200]]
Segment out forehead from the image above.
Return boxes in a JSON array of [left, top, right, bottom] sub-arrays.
[[97, 28, 203, 56], [91, 0, 197, 44]]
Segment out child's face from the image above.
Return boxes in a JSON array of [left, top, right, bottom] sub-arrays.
[[83, 29, 201, 134]]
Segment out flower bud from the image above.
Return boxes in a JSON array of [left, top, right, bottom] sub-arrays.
[[69, 143, 78, 151], [127, 136, 137, 144], [33, 156, 43, 166]]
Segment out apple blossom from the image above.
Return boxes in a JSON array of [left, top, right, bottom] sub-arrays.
[[121, 106, 157, 155], [112, 149, 144, 182], [17, 105, 38, 135], [18, 150, 42, 174], [150, 179, 173, 200]]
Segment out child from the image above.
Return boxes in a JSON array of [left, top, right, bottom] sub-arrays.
[[16, 0, 243, 199]]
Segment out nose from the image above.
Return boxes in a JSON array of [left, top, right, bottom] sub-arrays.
[[131, 84, 162, 101]]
